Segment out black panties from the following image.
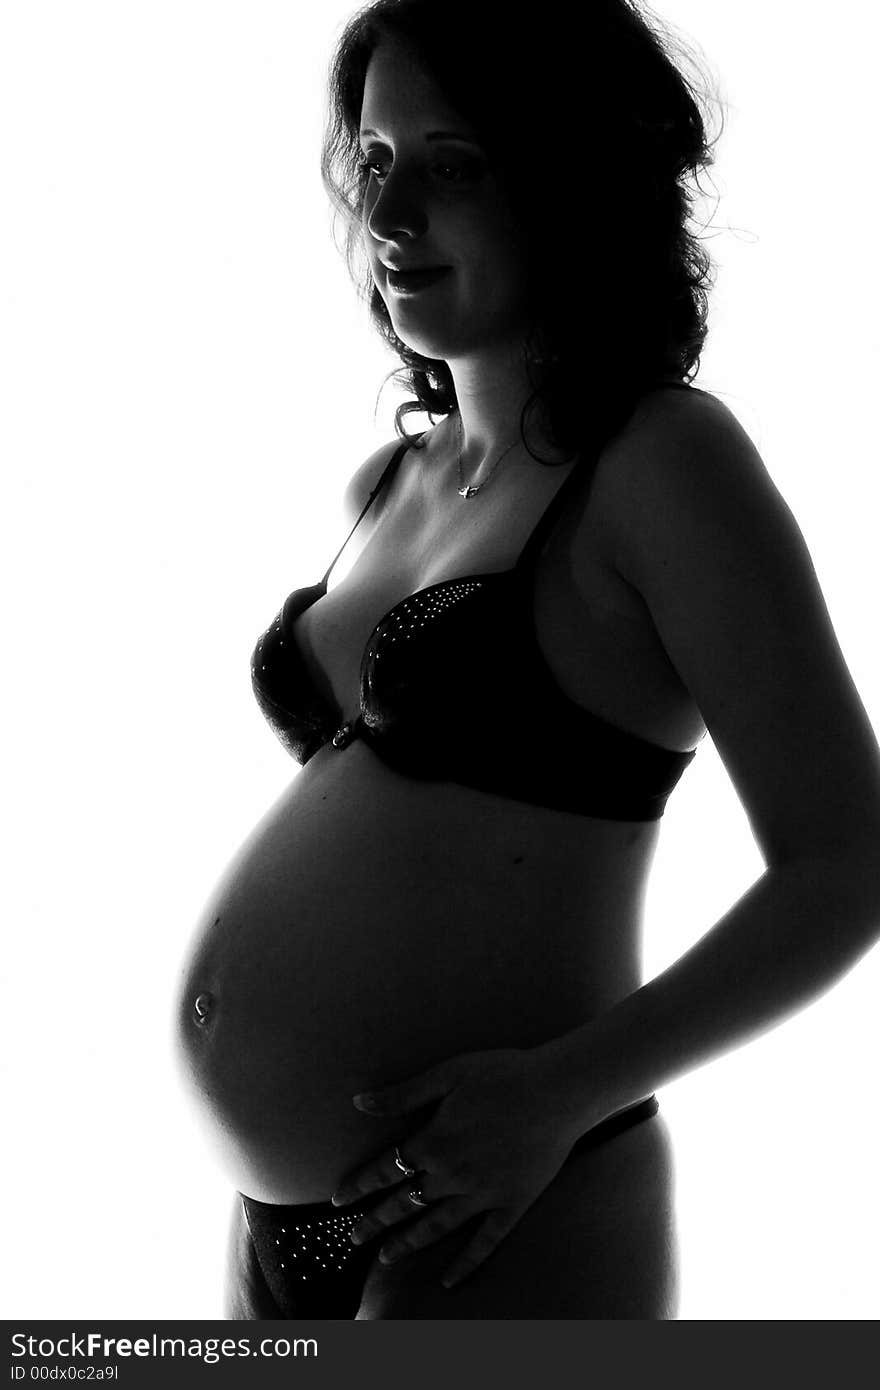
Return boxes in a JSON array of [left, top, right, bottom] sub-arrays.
[[233, 1094, 659, 1319]]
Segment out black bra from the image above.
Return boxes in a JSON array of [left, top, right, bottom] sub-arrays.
[[251, 389, 699, 819]]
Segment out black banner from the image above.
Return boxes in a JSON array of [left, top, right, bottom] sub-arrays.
[[3, 1321, 875, 1388]]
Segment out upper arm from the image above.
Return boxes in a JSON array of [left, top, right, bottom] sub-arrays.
[[341, 438, 405, 526], [610, 393, 880, 867]]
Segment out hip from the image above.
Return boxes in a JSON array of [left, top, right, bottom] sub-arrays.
[[225, 1099, 677, 1320]]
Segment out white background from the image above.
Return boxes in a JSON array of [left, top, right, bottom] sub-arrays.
[[2, 1, 878, 1320]]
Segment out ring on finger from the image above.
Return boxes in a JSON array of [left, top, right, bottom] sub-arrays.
[[394, 1145, 417, 1177], [353, 1184, 426, 1244]]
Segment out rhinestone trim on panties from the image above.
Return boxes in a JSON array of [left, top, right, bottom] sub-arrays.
[[270, 1211, 362, 1280], [240, 1194, 380, 1317]]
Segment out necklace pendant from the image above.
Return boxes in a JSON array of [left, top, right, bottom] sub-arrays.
[[458, 484, 480, 500]]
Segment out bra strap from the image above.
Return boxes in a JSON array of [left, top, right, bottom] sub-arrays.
[[319, 434, 424, 588], [513, 448, 599, 575], [513, 382, 695, 575]]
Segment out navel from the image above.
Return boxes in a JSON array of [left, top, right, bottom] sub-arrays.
[[193, 990, 215, 1026]]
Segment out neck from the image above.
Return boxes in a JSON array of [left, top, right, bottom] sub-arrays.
[[443, 340, 571, 471]]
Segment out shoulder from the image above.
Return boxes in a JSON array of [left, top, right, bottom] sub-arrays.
[[596, 386, 791, 592], [588, 386, 880, 864], [341, 439, 404, 525], [341, 432, 429, 525]]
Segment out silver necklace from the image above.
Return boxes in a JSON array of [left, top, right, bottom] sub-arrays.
[[455, 412, 521, 500]]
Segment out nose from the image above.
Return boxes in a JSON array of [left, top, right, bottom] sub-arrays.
[[365, 169, 429, 244]]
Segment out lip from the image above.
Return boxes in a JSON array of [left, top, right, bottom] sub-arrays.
[[384, 265, 452, 295], [382, 260, 448, 272]]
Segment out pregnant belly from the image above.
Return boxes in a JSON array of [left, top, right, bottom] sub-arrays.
[[172, 745, 653, 1203]]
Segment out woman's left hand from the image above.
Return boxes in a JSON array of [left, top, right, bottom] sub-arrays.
[[330, 1045, 591, 1288]]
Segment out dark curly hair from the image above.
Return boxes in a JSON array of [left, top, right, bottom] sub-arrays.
[[320, 0, 723, 463]]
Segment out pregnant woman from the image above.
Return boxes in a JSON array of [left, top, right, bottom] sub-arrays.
[[173, 0, 880, 1318]]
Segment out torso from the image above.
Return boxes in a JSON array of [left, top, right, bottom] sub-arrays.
[[173, 385, 707, 1204]]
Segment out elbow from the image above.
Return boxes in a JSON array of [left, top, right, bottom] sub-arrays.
[[766, 810, 880, 894], [831, 825, 880, 907], [768, 832, 880, 922], [798, 839, 880, 933]]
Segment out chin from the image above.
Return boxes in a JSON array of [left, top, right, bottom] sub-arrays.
[[386, 319, 456, 361], [379, 289, 525, 363], [387, 316, 499, 363]]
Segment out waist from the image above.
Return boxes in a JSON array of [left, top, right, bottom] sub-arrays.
[[237, 1096, 661, 1219]]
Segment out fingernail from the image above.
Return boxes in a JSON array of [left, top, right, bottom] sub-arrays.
[[330, 1193, 344, 1206], [352, 1092, 377, 1110], [378, 1249, 396, 1265], [350, 1231, 363, 1245]]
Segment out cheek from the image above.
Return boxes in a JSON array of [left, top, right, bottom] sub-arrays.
[[470, 193, 528, 274], [472, 230, 529, 304]]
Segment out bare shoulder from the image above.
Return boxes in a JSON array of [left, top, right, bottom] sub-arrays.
[[341, 439, 405, 525], [341, 430, 431, 525], [593, 385, 880, 866], [598, 386, 786, 590]]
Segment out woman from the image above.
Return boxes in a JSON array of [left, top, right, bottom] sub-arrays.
[[173, 0, 880, 1319]]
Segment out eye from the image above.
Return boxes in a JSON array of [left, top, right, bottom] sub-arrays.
[[357, 152, 483, 187], [432, 159, 481, 184], [357, 153, 390, 183]]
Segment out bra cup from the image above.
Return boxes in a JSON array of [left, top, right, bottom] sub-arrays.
[[249, 405, 699, 816], [251, 583, 337, 763], [357, 575, 693, 811], [360, 580, 511, 776], [360, 580, 495, 711], [251, 571, 696, 817]]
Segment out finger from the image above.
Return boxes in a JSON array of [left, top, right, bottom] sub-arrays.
[[349, 1184, 449, 1246], [440, 1209, 521, 1289], [331, 1142, 428, 1208], [377, 1197, 476, 1265], [352, 1060, 457, 1116]]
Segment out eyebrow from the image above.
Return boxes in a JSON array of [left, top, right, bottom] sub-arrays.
[[359, 128, 477, 143]]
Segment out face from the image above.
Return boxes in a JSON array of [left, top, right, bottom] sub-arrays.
[[358, 39, 530, 363]]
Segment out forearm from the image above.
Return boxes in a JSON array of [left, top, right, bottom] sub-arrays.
[[537, 852, 880, 1130]]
